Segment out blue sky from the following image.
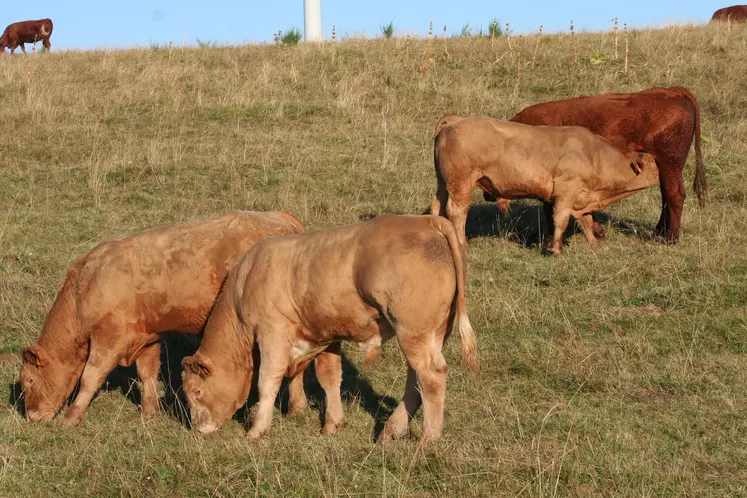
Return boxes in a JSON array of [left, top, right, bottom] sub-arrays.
[[3, 1, 724, 50]]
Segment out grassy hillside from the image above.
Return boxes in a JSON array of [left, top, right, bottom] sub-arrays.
[[1, 23, 746, 496]]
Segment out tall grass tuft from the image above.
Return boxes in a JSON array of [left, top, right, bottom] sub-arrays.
[[281, 27, 302, 45], [380, 21, 394, 39], [489, 18, 503, 38]]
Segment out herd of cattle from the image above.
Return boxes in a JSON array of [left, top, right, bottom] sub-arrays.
[[8, 8, 739, 443]]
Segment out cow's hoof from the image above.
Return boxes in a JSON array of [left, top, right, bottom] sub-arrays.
[[592, 222, 606, 239], [140, 405, 159, 419], [60, 414, 82, 428], [246, 429, 266, 441], [321, 421, 343, 436], [378, 424, 408, 442], [286, 401, 307, 418]]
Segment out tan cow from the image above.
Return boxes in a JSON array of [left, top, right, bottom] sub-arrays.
[[430, 116, 659, 255], [182, 214, 478, 443], [19, 210, 323, 426]]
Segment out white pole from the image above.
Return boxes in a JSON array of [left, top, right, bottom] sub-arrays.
[[304, 0, 323, 42]]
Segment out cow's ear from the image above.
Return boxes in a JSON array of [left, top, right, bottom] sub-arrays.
[[23, 346, 48, 368], [182, 355, 213, 379]]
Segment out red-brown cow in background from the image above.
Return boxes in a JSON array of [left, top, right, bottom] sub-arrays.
[[0, 18, 53, 54], [711, 5, 747, 23], [508, 87, 707, 243]]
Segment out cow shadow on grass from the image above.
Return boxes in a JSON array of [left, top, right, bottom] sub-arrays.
[[9, 334, 396, 439], [232, 351, 399, 441], [418, 201, 656, 252], [103, 336, 397, 439], [100, 333, 199, 426], [8, 381, 24, 418]]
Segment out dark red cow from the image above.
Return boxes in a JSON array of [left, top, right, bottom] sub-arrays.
[[507, 87, 707, 243], [0, 18, 53, 54], [711, 5, 747, 22]]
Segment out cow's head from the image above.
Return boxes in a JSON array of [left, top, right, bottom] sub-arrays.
[[627, 152, 656, 175], [182, 352, 252, 434], [20, 344, 82, 422]]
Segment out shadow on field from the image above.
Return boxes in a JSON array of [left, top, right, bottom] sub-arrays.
[[296, 355, 399, 440], [8, 381, 24, 417], [101, 335, 397, 438], [233, 351, 398, 440], [103, 333, 200, 425], [419, 201, 657, 250]]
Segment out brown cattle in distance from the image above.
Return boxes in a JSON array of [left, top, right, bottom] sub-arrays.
[[0, 18, 53, 54], [509, 87, 707, 243], [19, 210, 319, 426], [182, 214, 478, 443], [431, 117, 660, 255], [711, 5, 747, 22]]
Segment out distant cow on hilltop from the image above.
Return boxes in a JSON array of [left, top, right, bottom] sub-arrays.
[[0, 18, 53, 54], [711, 5, 747, 22]]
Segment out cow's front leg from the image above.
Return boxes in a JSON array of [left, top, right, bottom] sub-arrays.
[[247, 333, 291, 440], [61, 340, 122, 427], [19, 43, 26, 54], [136, 341, 162, 418], [578, 214, 600, 249], [316, 342, 344, 435]]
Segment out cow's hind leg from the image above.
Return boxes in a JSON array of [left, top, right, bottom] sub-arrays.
[[445, 190, 472, 251], [136, 342, 162, 418], [316, 342, 344, 435], [380, 366, 421, 441], [549, 201, 574, 256], [430, 179, 449, 217], [286, 369, 308, 418], [578, 214, 600, 248], [381, 329, 448, 443], [655, 163, 686, 243], [61, 339, 123, 427]]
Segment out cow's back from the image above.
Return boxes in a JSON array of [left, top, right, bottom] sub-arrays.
[[711, 5, 747, 22], [239, 215, 457, 342], [76, 211, 301, 334], [511, 87, 697, 155]]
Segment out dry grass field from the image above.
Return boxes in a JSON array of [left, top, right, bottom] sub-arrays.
[[1, 22, 746, 496]]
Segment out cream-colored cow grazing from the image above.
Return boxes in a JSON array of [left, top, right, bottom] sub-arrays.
[[182, 214, 479, 443], [431, 116, 659, 255], [19, 210, 317, 426]]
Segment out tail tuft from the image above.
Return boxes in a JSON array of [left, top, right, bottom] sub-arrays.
[[457, 310, 479, 379]]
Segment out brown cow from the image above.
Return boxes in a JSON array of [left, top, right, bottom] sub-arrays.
[[431, 117, 659, 255], [0, 18, 53, 54], [711, 5, 747, 22], [509, 87, 707, 243], [182, 214, 478, 443], [19, 210, 324, 427]]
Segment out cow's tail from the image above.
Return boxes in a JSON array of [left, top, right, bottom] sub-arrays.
[[680, 87, 708, 207], [430, 134, 449, 216], [432, 216, 479, 379]]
